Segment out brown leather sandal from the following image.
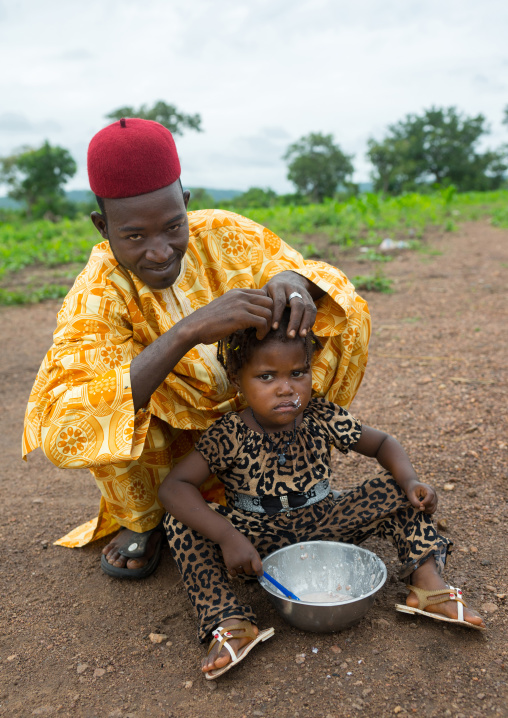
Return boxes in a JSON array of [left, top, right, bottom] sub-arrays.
[[395, 585, 485, 630]]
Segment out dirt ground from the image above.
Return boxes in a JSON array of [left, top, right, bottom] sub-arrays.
[[1, 221, 507, 718]]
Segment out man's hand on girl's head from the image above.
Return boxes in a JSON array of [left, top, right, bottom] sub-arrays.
[[263, 271, 321, 338]]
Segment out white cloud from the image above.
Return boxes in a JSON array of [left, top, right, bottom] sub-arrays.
[[57, 49, 94, 62], [0, 112, 62, 133], [0, 0, 507, 192]]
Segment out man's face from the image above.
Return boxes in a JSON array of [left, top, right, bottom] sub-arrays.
[[91, 181, 190, 290]]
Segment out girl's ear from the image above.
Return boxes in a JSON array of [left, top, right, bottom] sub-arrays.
[[231, 374, 245, 399]]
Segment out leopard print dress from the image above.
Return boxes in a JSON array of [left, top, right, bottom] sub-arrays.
[[194, 396, 361, 507], [163, 398, 451, 641]]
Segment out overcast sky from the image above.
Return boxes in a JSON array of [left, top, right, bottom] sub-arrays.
[[1, 0, 507, 194]]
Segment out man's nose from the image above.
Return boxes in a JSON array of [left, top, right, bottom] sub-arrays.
[[145, 235, 173, 264]]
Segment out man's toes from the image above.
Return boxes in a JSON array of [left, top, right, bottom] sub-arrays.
[[102, 542, 116, 556], [125, 533, 161, 569], [126, 556, 147, 569], [103, 548, 129, 568], [102, 529, 161, 570], [104, 549, 121, 564], [110, 554, 128, 568]]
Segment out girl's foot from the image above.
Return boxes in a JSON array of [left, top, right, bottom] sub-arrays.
[[202, 619, 259, 674], [409, 557, 485, 628]]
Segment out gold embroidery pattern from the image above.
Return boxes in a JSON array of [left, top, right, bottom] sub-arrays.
[[23, 210, 370, 547]]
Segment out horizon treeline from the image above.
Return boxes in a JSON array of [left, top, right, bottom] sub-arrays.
[[1, 101, 507, 220]]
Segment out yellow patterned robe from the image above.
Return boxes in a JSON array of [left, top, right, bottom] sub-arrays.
[[23, 210, 370, 547]]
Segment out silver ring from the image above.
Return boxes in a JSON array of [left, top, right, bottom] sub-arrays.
[[288, 291, 303, 302]]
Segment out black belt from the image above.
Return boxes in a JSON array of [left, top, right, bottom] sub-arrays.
[[233, 480, 330, 516]]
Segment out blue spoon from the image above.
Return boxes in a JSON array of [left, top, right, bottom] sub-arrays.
[[262, 570, 300, 601]]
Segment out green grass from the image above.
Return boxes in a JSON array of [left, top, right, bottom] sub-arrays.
[[444, 219, 458, 232], [234, 189, 508, 248], [356, 250, 393, 263], [0, 217, 96, 280], [352, 271, 393, 293], [491, 205, 508, 229], [0, 284, 70, 305], [1, 188, 507, 304]]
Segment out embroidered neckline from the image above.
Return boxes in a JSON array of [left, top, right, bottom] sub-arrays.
[[249, 409, 297, 466]]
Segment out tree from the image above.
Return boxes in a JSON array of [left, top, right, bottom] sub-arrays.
[[187, 187, 215, 210], [367, 106, 507, 193], [503, 104, 508, 127], [106, 100, 202, 136], [366, 137, 412, 195], [284, 133, 354, 203], [0, 141, 77, 218], [233, 187, 278, 209]]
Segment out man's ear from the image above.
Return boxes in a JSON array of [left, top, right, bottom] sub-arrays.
[[91, 211, 109, 240], [183, 190, 191, 209]]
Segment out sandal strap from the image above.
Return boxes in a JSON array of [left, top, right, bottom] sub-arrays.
[[209, 627, 238, 662], [207, 621, 258, 660], [449, 586, 465, 622], [407, 584, 467, 611], [117, 520, 164, 559]]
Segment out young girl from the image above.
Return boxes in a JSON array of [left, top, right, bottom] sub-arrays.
[[159, 309, 484, 680]]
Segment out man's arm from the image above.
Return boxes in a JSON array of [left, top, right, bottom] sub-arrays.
[[130, 287, 273, 413], [130, 274, 326, 413]]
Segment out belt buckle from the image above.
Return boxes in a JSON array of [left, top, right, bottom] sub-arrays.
[[280, 495, 290, 511]]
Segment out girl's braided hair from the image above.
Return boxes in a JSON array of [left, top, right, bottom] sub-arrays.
[[217, 306, 322, 381]]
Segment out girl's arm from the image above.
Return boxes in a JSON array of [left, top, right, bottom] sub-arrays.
[[158, 451, 264, 576], [352, 426, 437, 513]]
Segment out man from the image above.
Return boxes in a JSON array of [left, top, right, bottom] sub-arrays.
[[23, 118, 371, 578]]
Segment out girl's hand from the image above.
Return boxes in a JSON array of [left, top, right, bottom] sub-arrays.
[[406, 482, 438, 514], [220, 532, 264, 578]]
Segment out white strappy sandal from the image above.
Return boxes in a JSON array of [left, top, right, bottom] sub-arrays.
[[205, 622, 275, 680]]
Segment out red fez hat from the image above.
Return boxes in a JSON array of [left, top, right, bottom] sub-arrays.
[[87, 118, 181, 199]]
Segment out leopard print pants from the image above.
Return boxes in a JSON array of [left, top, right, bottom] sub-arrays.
[[163, 472, 451, 641]]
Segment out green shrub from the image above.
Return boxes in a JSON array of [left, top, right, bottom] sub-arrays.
[[352, 271, 394, 293], [0, 284, 70, 305]]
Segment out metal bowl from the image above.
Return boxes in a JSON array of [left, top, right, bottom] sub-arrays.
[[259, 541, 387, 633]]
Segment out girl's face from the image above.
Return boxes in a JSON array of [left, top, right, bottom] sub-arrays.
[[234, 339, 313, 432]]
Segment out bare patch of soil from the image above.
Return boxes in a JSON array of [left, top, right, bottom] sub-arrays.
[[0, 262, 85, 292], [1, 221, 506, 718]]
